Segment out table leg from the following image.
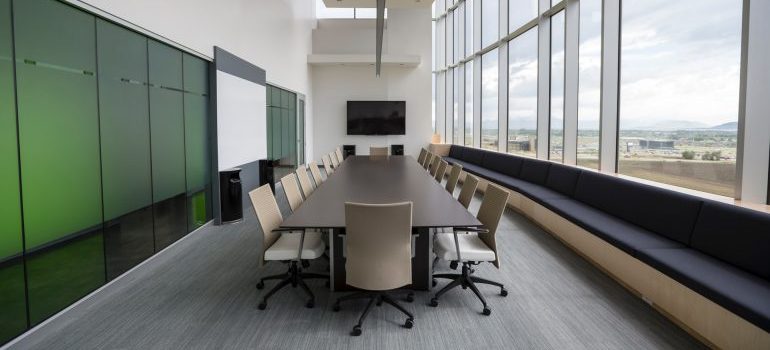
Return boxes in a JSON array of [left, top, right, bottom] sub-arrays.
[[332, 228, 346, 291], [411, 227, 432, 291]]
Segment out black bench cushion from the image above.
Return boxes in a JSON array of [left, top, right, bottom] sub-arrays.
[[573, 171, 703, 245], [495, 174, 567, 201], [461, 147, 486, 166], [543, 198, 684, 256], [444, 158, 487, 178], [448, 145, 465, 159], [519, 158, 551, 186], [482, 151, 523, 178], [639, 248, 770, 332], [690, 201, 770, 281], [545, 163, 582, 197]]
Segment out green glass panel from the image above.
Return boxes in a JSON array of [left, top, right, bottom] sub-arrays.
[[96, 19, 152, 220], [288, 108, 296, 166], [149, 40, 185, 202], [282, 108, 289, 161], [183, 54, 211, 230], [271, 86, 281, 107], [0, 0, 27, 342], [271, 107, 281, 160], [26, 233, 105, 325], [15, 0, 103, 249]]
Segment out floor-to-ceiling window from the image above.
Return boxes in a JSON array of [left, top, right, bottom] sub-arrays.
[[509, 0, 538, 34], [619, 0, 742, 197], [507, 28, 538, 157], [577, 0, 602, 169], [465, 61, 474, 146], [481, 0, 498, 47], [481, 48, 499, 150], [453, 67, 460, 144], [549, 11, 565, 162]]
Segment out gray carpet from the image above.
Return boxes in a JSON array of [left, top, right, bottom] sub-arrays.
[[6, 193, 704, 350]]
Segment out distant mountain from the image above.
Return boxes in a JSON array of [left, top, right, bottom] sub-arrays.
[[710, 121, 738, 131]]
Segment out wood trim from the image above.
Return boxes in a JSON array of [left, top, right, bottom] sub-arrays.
[[459, 172, 770, 349], [429, 143, 452, 157]]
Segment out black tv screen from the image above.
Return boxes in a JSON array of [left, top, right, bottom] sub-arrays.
[[347, 101, 406, 135]]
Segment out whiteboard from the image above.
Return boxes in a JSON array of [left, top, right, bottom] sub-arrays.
[[216, 70, 267, 170]]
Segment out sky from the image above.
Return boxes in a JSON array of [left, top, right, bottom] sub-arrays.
[[471, 0, 742, 131]]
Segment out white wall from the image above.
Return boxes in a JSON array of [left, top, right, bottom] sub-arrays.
[[310, 9, 432, 158]]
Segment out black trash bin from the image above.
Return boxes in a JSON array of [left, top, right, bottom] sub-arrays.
[[219, 168, 243, 224]]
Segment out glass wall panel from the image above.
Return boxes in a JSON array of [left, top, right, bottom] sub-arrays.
[[446, 11, 454, 66], [446, 68, 453, 141], [481, 48, 499, 150], [465, 0, 474, 57], [549, 11, 565, 162], [619, 0, 741, 197], [465, 61, 473, 146], [96, 19, 154, 280], [148, 40, 187, 250], [453, 67, 460, 144], [14, 0, 105, 325], [0, 0, 27, 342], [183, 54, 211, 231], [507, 28, 538, 157], [509, 0, 538, 33], [481, 0, 499, 48], [577, 0, 601, 169]]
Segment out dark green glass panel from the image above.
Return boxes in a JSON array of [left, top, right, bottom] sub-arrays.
[[271, 107, 281, 160], [153, 194, 187, 250], [104, 208, 153, 280], [14, 0, 105, 327], [282, 108, 290, 162], [183, 54, 211, 230], [96, 19, 152, 220], [149, 40, 185, 202], [15, 0, 103, 250], [0, 0, 27, 341], [26, 232, 105, 325]]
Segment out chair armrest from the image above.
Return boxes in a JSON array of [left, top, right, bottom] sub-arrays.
[[273, 228, 306, 262], [452, 230, 463, 262]]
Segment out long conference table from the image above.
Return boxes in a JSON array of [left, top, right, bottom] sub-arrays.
[[281, 155, 482, 291]]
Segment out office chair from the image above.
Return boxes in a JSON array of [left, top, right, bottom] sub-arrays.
[[430, 183, 510, 315], [370, 146, 389, 156], [308, 162, 325, 186], [457, 173, 479, 209], [280, 173, 304, 212], [422, 153, 433, 170], [295, 165, 315, 198], [332, 202, 415, 336], [330, 152, 340, 169], [336, 147, 345, 163], [434, 159, 448, 183], [249, 185, 328, 310], [445, 164, 463, 194], [417, 148, 428, 165], [428, 156, 441, 177], [322, 154, 334, 176]]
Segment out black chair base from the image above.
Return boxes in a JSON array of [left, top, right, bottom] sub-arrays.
[[430, 262, 507, 315], [256, 260, 328, 310], [332, 290, 415, 336]]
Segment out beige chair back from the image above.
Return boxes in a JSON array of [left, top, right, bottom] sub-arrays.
[[322, 154, 334, 175], [476, 183, 509, 268], [428, 155, 441, 177], [422, 153, 433, 170], [458, 173, 479, 209], [280, 173, 304, 212], [309, 162, 324, 186], [249, 184, 283, 267], [370, 146, 389, 156], [344, 202, 413, 291], [434, 160, 448, 182], [336, 147, 344, 163], [330, 152, 340, 168], [445, 163, 463, 194], [417, 148, 428, 165], [295, 165, 314, 198]]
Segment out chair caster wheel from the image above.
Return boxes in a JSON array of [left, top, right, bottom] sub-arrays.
[[325, 280, 330, 288], [332, 303, 340, 312], [257, 302, 267, 310], [302, 260, 310, 268], [351, 325, 362, 336], [462, 285, 467, 290], [405, 293, 414, 303], [500, 288, 508, 297], [306, 300, 315, 309], [432, 279, 437, 287], [256, 281, 264, 290], [404, 318, 414, 329], [449, 261, 458, 270], [376, 300, 383, 307], [429, 298, 438, 307], [482, 307, 491, 316]]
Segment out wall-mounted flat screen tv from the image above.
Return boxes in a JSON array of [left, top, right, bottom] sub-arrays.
[[347, 101, 406, 135]]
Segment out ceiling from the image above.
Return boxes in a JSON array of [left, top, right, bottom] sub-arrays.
[[322, 0, 432, 8]]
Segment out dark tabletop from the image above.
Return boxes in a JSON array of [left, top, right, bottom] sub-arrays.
[[280, 156, 482, 229]]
